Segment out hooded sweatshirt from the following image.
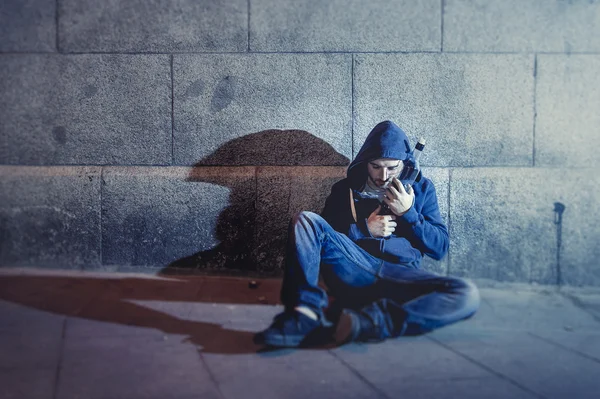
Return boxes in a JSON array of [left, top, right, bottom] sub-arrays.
[[321, 121, 448, 269]]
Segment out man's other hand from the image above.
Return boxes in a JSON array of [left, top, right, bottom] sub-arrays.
[[367, 205, 397, 237], [383, 177, 415, 216]]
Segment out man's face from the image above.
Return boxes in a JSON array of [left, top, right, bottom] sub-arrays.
[[367, 158, 403, 188]]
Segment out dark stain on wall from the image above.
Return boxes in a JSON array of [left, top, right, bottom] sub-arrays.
[[52, 126, 67, 145], [211, 75, 237, 112]]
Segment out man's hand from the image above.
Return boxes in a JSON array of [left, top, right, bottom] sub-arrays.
[[367, 205, 397, 238], [383, 177, 415, 216]]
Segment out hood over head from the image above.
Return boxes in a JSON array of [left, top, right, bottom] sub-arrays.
[[347, 120, 413, 190]]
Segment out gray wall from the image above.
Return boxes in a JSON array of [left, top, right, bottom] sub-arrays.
[[1, 0, 599, 285]]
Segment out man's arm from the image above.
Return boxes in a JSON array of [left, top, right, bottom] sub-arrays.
[[394, 179, 449, 260]]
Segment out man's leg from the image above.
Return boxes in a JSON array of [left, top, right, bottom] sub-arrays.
[[256, 211, 380, 347], [336, 268, 480, 343]]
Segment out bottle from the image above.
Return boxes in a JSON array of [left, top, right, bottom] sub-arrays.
[[402, 138, 425, 190]]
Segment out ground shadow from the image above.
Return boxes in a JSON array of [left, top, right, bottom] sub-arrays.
[[163, 129, 349, 275], [0, 273, 333, 355]]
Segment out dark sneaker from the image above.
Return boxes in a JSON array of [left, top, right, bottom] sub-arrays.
[[254, 310, 322, 347], [333, 309, 383, 345]]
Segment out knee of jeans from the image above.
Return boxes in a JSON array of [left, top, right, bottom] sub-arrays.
[[462, 279, 481, 313], [292, 211, 324, 226]]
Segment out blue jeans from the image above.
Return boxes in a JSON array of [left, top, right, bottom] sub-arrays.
[[281, 211, 480, 339]]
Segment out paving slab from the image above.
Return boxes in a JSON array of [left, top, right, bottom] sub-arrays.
[[0, 368, 55, 399], [450, 168, 600, 285], [536, 55, 600, 168], [58, 0, 247, 52], [203, 349, 383, 399], [0, 327, 63, 369], [459, 285, 600, 333], [102, 167, 256, 270], [444, 0, 600, 52], [331, 336, 490, 382], [0, 55, 171, 165], [250, 0, 440, 52], [56, 335, 221, 399], [430, 328, 600, 399], [0, 0, 56, 52], [0, 167, 101, 269], [378, 376, 539, 399], [354, 54, 534, 166], [530, 330, 600, 363], [173, 54, 352, 165], [0, 299, 65, 334]]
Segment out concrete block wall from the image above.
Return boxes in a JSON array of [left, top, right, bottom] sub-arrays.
[[1, 0, 599, 285]]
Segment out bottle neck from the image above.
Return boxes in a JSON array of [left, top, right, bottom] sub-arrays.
[[413, 149, 423, 162]]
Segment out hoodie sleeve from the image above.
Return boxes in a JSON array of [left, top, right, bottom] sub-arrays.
[[393, 179, 449, 260]]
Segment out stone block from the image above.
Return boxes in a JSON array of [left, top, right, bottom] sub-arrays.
[[0, 0, 56, 52], [102, 167, 256, 271], [250, 0, 441, 51], [173, 54, 352, 165], [450, 168, 600, 286], [0, 55, 171, 165], [354, 54, 534, 166], [536, 55, 600, 168], [0, 167, 101, 269], [255, 166, 346, 273], [58, 0, 247, 52], [444, 0, 600, 52], [420, 167, 450, 275]]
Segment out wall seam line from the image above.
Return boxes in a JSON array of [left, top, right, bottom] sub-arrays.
[[441, 0, 445, 52], [447, 168, 451, 276], [532, 54, 538, 167], [247, 0, 251, 51], [55, 0, 60, 52], [351, 53, 355, 157], [170, 54, 175, 165]]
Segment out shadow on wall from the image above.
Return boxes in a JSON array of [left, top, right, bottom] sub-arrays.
[[162, 129, 349, 275]]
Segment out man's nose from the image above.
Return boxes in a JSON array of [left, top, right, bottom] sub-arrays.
[[382, 168, 388, 180]]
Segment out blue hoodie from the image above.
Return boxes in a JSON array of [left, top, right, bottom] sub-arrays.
[[321, 121, 448, 269]]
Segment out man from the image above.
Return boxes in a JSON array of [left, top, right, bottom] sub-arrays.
[[255, 120, 480, 347]]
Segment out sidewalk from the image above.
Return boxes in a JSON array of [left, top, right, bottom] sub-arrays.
[[1, 268, 599, 399]]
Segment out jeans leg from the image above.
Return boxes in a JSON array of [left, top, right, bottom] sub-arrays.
[[280, 211, 379, 316], [358, 270, 480, 339]]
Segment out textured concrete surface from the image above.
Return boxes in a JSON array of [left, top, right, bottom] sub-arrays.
[[102, 167, 256, 271], [250, 0, 441, 52], [0, 167, 101, 269], [536, 55, 600, 168], [444, 0, 600, 52], [450, 168, 600, 286], [0, 0, 56, 52], [1, 269, 600, 399], [354, 54, 534, 166], [0, 55, 171, 165], [173, 54, 352, 165], [58, 0, 247, 52]]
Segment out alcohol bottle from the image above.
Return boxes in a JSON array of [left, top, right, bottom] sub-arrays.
[[402, 138, 425, 190]]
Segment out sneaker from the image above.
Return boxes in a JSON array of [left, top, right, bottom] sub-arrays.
[[333, 309, 383, 345], [254, 310, 322, 347]]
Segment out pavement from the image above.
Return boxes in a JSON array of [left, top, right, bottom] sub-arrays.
[[1, 268, 600, 399]]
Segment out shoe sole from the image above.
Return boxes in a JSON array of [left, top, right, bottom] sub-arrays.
[[333, 311, 355, 345]]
